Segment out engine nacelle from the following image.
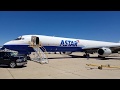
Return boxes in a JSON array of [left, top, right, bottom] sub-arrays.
[[97, 47, 112, 57], [61, 52, 72, 55]]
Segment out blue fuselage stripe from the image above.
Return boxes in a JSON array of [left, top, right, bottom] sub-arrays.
[[3, 45, 83, 54]]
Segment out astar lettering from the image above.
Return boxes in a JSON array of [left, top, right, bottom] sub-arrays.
[[60, 40, 78, 46]]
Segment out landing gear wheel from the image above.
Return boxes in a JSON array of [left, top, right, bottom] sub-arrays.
[[98, 55, 102, 58], [87, 54, 90, 57], [83, 54, 90, 58], [83, 54, 86, 58]]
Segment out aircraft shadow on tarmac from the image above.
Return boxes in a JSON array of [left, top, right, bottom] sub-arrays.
[[48, 54, 120, 60], [69, 55, 120, 60], [48, 56, 72, 59]]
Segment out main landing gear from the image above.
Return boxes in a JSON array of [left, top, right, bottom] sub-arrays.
[[83, 52, 90, 58], [98, 55, 106, 59]]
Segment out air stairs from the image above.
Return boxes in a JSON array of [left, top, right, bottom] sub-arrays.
[[28, 41, 48, 64]]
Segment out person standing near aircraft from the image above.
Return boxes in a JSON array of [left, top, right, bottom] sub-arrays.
[[86, 53, 89, 60]]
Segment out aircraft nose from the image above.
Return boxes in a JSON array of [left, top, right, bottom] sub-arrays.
[[1, 41, 10, 50], [4, 41, 12, 45]]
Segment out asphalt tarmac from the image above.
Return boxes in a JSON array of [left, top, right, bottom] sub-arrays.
[[0, 52, 120, 79]]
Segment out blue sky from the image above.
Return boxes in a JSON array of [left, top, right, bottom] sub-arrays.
[[0, 11, 120, 45]]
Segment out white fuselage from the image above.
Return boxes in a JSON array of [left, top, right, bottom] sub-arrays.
[[3, 35, 120, 55]]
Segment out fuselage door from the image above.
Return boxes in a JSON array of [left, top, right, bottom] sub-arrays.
[[31, 36, 39, 46]]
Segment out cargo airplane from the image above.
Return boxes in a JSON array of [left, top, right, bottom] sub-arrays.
[[2, 34, 120, 58]]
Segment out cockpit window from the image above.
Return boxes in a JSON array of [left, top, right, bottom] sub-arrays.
[[14, 36, 24, 40], [15, 38, 21, 40]]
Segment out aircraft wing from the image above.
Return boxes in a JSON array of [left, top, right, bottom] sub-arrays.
[[82, 45, 120, 53]]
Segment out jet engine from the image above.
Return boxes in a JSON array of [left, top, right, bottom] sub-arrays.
[[97, 47, 112, 57]]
